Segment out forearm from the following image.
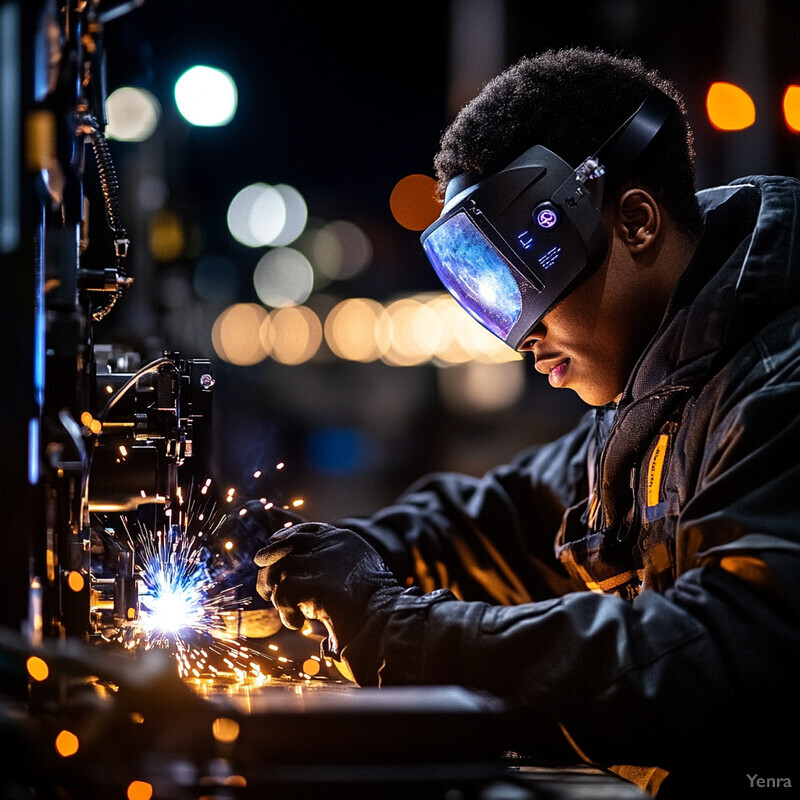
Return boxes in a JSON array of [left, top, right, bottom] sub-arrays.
[[339, 415, 595, 603], [346, 561, 799, 772]]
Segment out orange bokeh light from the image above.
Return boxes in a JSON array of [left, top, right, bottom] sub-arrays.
[[26, 655, 49, 682], [783, 85, 800, 133], [67, 570, 85, 592], [55, 730, 79, 757], [390, 174, 442, 231], [127, 781, 153, 800], [706, 82, 756, 131]]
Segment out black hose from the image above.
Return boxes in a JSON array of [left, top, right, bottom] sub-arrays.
[[88, 120, 129, 252], [81, 115, 131, 319]]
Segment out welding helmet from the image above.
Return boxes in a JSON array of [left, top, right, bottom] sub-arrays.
[[420, 90, 675, 350]]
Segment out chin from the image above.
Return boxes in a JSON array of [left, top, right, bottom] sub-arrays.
[[572, 384, 620, 407]]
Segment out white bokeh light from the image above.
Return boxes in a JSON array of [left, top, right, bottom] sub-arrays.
[[270, 184, 308, 246], [174, 65, 237, 127], [227, 182, 308, 248], [249, 185, 286, 246], [105, 86, 161, 142], [227, 184, 265, 247], [253, 247, 314, 307]]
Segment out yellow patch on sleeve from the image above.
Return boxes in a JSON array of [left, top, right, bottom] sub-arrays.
[[646, 434, 669, 507]]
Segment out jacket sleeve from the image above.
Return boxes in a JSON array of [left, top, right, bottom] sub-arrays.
[[344, 377, 800, 776], [338, 411, 597, 604]]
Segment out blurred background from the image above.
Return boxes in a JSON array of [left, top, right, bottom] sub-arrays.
[[87, 0, 799, 522]]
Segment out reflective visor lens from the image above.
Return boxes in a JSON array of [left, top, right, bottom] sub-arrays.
[[422, 211, 522, 340]]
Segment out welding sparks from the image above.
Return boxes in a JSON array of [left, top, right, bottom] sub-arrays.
[[93, 472, 334, 690], [136, 520, 228, 643], [130, 518, 291, 685], [141, 571, 205, 634]]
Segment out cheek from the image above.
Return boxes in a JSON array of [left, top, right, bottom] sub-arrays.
[[572, 346, 627, 405], [559, 308, 634, 404]]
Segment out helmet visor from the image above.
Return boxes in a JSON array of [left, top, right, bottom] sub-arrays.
[[421, 209, 525, 341]]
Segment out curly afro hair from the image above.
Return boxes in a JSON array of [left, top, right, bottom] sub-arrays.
[[434, 47, 702, 238]]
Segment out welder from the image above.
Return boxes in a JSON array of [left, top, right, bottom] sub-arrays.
[[239, 49, 800, 796]]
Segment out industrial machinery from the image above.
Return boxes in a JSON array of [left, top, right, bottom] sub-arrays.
[[0, 0, 220, 645]]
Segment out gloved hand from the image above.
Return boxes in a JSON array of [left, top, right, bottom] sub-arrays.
[[254, 523, 403, 657], [203, 498, 306, 610]]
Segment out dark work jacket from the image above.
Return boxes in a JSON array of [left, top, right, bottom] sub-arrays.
[[339, 176, 800, 796]]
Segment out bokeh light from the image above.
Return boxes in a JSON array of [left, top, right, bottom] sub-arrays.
[[390, 174, 442, 231], [209, 292, 523, 368], [263, 305, 323, 364], [55, 729, 79, 758], [127, 781, 153, 800], [174, 65, 238, 127], [26, 655, 49, 682], [67, 571, 85, 592], [325, 298, 383, 362], [377, 298, 436, 366], [303, 657, 321, 676], [270, 184, 308, 246], [212, 717, 240, 743], [428, 294, 475, 364], [706, 82, 755, 131], [309, 220, 373, 281], [249, 184, 286, 246], [227, 184, 266, 247], [105, 86, 161, 142], [211, 303, 268, 365], [253, 247, 314, 307], [149, 209, 185, 261], [227, 183, 308, 248], [783, 85, 800, 133]]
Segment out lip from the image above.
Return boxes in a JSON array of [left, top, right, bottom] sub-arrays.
[[535, 355, 571, 387]]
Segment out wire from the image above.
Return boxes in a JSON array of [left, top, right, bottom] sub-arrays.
[[80, 114, 132, 320], [89, 124, 129, 247], [82, 356, 177, 520], [97, 355, 175, 422]]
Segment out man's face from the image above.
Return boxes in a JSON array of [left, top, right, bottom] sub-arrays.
[[519, 224, 663, 406]]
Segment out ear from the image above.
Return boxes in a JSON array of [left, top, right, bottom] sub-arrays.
[[614, 189, 661, 255]]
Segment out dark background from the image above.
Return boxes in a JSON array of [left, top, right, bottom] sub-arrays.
[[92, 0, 799, 522]]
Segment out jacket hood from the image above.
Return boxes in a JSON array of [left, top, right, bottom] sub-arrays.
[[630, 175, 800, 399]]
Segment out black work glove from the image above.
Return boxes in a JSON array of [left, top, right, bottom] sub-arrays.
[[204, 499, 306, 610], [254, 523, 403, 658]]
